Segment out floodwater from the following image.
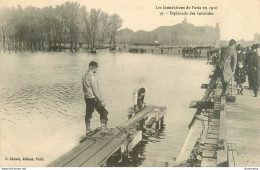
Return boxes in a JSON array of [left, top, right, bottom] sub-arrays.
[[0, 50, 212, 167]]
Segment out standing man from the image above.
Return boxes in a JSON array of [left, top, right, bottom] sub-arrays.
[[214, 39, 237, 96], [82, 61, 109, 134], [245, 46, 253, 89], [251, 44, 260, 97]]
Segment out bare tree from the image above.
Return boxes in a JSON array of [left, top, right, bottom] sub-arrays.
[[108, 14, 122, 50], [0, 8, 11, 53], [98, 11, 110, 48]]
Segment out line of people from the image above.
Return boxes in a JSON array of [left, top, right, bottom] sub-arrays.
[[213, 39, 260, 97], [182, 47, 200, 58]]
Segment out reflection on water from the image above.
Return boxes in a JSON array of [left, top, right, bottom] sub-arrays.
[[0, 51, 212, 166]]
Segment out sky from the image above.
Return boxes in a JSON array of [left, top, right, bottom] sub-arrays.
[[0, 0, 259, 41]]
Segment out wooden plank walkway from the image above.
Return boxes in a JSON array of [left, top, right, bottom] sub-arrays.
[[225, 86, 260, 167], [48, 105, 166, 167], [176, 67, 260, 167]]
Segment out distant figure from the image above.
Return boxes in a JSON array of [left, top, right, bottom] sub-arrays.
[[207, 50, 211, 62], [214, 39, 237, 96], [133, 87, 146, 111], [82, 61, 109, 134], [250, 44, 260, 97], [234, 62, 246, 95], [182, 48, 186, 57]]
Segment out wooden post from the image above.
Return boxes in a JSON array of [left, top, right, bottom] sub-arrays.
[[120, 144, 128, 165]]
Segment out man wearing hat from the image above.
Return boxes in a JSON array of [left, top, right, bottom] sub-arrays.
[[214, 39, 237, 96], [82, 61, 109, 134], [250, 44, 260, 97]]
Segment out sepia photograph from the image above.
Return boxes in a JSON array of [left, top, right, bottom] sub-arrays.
[[0, 0, 260, 167]]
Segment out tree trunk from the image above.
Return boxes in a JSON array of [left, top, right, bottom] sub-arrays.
[[113, 30, 116, 49], [70, 31, 73, 52], [47, 30, 51, 51], [64, 29, 67, 52], [3, 34, 5, 53]]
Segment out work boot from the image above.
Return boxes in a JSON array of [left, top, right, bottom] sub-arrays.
[[86, 121, 92, 135], [100, 119, 108, 133], [100, 119, 112, 134]]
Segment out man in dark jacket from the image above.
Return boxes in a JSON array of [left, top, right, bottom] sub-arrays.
[[214, 39, 237, 96], [245, 47, 254, 89], [251, 44, 260, 97]]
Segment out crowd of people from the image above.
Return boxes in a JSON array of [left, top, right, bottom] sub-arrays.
[[182, 47, 200, 58], [213, 39, 260, 97]]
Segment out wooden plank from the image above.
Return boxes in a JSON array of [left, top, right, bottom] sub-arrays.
[[201, 84, 209, 89], [210, 119, 220, 123], [205, 138, 219, 144], [120, 105, 156, 128], [228, 152, 235, 167], [219, 109, 227, 141], [208, 125, 219, 130], [206, 134, 219, 139], [228, 144, 235, 167], [204, 144, 217, 151], [48, 133, 102, 167], [207, 128, 219, 135], [217, 149, 228, 167], [65, 129, 122, 167], [209, 121, 219, 126], [217, 140, 228, 167], [201, 158, 217, 167], [202, 150, 216, 158], [232, 144, 240, 167], [127, 130, 142, 151], [81, 131, 129, 167], [175, 118, 204, 164], [189, 101, 199, 108]]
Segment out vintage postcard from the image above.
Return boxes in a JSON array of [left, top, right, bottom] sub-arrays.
[[0, 0, 260, 167]]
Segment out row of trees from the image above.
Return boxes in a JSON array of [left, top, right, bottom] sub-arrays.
[[0, 2, 123, 53]]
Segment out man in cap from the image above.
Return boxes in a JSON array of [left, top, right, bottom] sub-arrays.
[[82, 61, 109, 134], [214, 39, 237, 96]]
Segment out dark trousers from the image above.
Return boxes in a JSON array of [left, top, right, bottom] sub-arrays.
[[248, 71, 253, 88], [214, 65, 229, 95], [84, 98, 108, 124], [253, 85, 259, 96], [221, 79, 228, 95]]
